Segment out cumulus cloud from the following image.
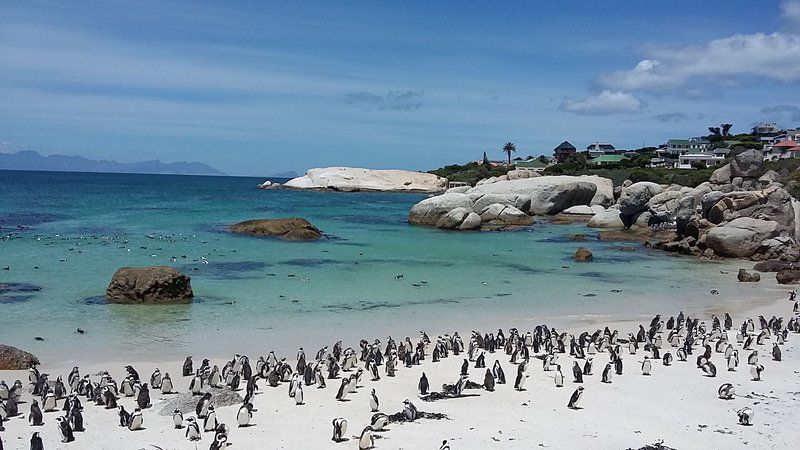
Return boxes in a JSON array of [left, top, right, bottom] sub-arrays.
[[761, 104, 800, 122], [344, 90, 424, 111], [559, 90, 644, 115], [600, 33, 800, 94], [782, 1, 800, 24], [654, 112, 689, 123]]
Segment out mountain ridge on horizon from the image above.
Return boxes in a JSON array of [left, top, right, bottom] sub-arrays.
[[0, 150, 226, 176]]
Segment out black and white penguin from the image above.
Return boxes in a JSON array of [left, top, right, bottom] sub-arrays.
[[567, 386, 585, 409], [335, 378, 349, 401], [370, 412, 389, 431], [418, 372, 429, 395], [484, 369, 495, 391], [118, 406, 130, 427], [294, 382, 304, 405], [460, 359, 468, 376], [572, 361, 583, 383], [208, 366, 222, 389], [614, 356, 623, 375], [57, 416, 75, 442], [42, 392, 56, 412], [137, 383, 150, 409], [209, 435, 228, 450], [236, 403, 253, 427], [702, 361, 717, 377], [28, 400, 43, 426], [369, 388, 379, 412], [196, 392, 212, 418], [173, 409, 183, 429], [189, 372, 203, 395], [149, 368, 162, 389], [161, 372, 174, 394], [332, 417, 348, 442], [402, 399, 418, 421], [662, 352, 673, 366], [492, 360, 506, 384], [641, 356, 652, 376], [747, 350, 758, 365], [601, 363, 612, 383], [69, 405, 84, 432], [772, 343, 781, 361], [554, 365, 564, 387], [718, 383, 735, 400], [203, 405, 218, 431], [128, 408, 143, 431], [750, 364, 764, 381], [30, 432, 44, 450], [514, 361, 528, 391], [183, 356, 193, 377], [185, 417, 201, 441], [583, 358, 593, 375], [358, 425, 374, 450], [737, 407, 754, 425]]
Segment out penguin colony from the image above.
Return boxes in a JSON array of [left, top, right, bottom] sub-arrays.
[[0, 305, 796, 449]]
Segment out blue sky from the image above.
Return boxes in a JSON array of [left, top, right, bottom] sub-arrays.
[[1, 1, 799, 176]]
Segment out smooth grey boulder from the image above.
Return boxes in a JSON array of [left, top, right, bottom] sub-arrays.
[[587, 209, 625, 228], [469, 193, 532, 215], [408, 193, 473, 226], [619, 182, 663, 216], [466, 176, 599, 215], [730, 149, 765, 179], [479, 204, 533, 226], [704, 217, 780, 258], [709, 163, 731, 184], [436, 207, 482, 230]]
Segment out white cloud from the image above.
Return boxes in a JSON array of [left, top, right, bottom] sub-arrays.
[[600, 33, 800, 94], [782, 1, 800, 24], [559, 90, 644, 115]]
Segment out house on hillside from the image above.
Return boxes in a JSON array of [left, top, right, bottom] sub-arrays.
[[591, 154, 627, 166], [677, 153, 725, 169], [553, 141, 577, 163], [764, 140, 799, 161], [515, 158, 550, 172], [752, 122, 781, 136], [586, 142, 616, 158]]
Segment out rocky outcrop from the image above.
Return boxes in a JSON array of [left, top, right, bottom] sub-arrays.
[[753, 260, 796, 272], [709, 164, 732, 185], [158, 387, 243, 415], [704, 218, 781, 258], [106, 266, 194, 303], [408, 193, 474, 226], [284, 167, 447, 193], [776, 269, 800, 284], [574, 247, 593, 261], [436, 208, 482, 230], [730, 149, 765, 179], [0, 344, 40, 370], [587, 209, 624, 228], [737, 269, 760, 282], [619, 182, 663, 217], [467, 176, 600, 214], [479, 204, 533, 227], [230, 218, 323, 240]]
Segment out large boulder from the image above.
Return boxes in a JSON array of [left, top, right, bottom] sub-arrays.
[[737, 269, 760, 282], [479, 204, 533, 227], [704, 218, 781, 258], [675, 194, 697, 237], [587, 209, 625, 228], [730, 149, 765, 179], [284, 167, 448, 193], [753, 260, 796, 272], [466, 176, 600, 215], [705, 187, 795, 232], [0, 344, 40, 370], [408, 193, 473, 226], [106, 266, 194, 303], [436, 207, 482, 230], [776, 269, 800, 285], [230, 218, 323, 240], [469, 193, 532, 215], [619, 182, 663, 216], [562, 205, 606, 215], [709, 164, 732, 185]]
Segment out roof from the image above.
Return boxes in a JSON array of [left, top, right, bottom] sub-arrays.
[[554, 141, 576, 150], [591, 154, 627, 163], [516, 159, 548, 168], [667, 139, 690, 145], [773, 140, 797, 148], [788, 146, 800, 152]]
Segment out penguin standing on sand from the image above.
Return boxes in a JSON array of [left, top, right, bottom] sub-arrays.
[[335, 378, 349, 401], [369, 389, 379, 412], [702, 361, 717, 377], [484, 369, 495, 391], [183, 357, 193, 377], [173, 409, 183, 428], [161, 372, 174, 394], [69, 405, 84, 432], [418, 373, 429, 395], [128, 408, 143, 431], [641, 356, 652, 375], [358, 426, 374, 450], [57, 416, 75, 442], [750, 364, 764, 381], [492, 360, 506, 384], [718, 383, 735, 400], [28, 400, 43, 426], [572, 362, 583, 383], [772, 343, 781, 361], [118, 406, 130, 427], [370, 412, 389, 431], [514, 361, 528, 391], [554, 365, 564, 387], [30, 432, 44, 450], [567, 386, 585, 409], [203, 405, 218, 432], [196, 392, 212, 418], [663, 352, 673, 366], [137, 383, 150, 409], [185, 417, 201, 441], [602, 363, 612, 383], [190, 371, 203, 395], [737, 407, 754, 425], [42, 392, 56, 412], [331, 418, 347, 442], [294, 382, 304, 405], [403, 399, 418, 421], [583, 358, 593, 375], [236, 403, 253, 427], [149, 368, 162, 389]]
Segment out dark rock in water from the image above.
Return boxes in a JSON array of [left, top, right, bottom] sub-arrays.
[[106, 266, 194, 303], [776, 269, 800, 285], [230, 217, 322, 240], [0, 344, 40, 370], [574, 247, 593, 262], [158, 387, 243, 415], [737, 269, 760, 282], [753, 260, 796, 273], [0, 282, 41, 303], [568, 234, 586, 241]]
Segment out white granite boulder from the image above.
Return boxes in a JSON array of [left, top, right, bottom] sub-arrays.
[[705, 217, 781, 258], [285, 167, 447, 193]]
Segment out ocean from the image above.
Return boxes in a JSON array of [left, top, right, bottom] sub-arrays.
[[0, 170, 762, 364]]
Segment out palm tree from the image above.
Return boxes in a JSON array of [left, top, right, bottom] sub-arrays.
[[502, 142, 516, 165]]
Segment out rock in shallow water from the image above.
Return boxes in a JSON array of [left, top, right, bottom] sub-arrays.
[[106, 266, 194, 304], [574, 247, 593, 262], [0, 344, 40, 370], [230, 217, 322, 240]]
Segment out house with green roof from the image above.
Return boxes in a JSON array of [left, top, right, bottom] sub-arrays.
[[591, 154, 627, 166]]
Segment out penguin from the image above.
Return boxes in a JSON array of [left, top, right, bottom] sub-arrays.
[[183, 356, 193, 377], [69, 405, 84, 432], [369, 388, 379, 412], [149, 368, 162, 389], [747, 351, 758, 365], [137, 383, 150, 409], [57, 416, 75, 442], [118, 406, 130, 427], [120, 378, 134, 397], [554, 365, 564, 387], [332, 417, 348, 442], [737, 407, 754, 425], [203, 405, 218, 431], [370, 412, 389, 431], [30, 432, 44, 450], [358, 426, 374, 450], [418, 372, 429, 395], [237, 403, 253, 427], [727, 350, 739, 371], [289, 373, 300, 398], [294, 382, 304, 405], [718, 383, 735, 400], [676, 348, 687, 362], [641, 356, 652, 376], [196, 392, 212, 418], [185, 417, 201, 441], [42, 392, 56, 412], [127, 408, 143, 431], [571, 361, 583, 383], [750, 364, 764, 381], [601, 363, 612, 383], [772, 343, 781, 361], [702, 361, 717, 377], [173, 409, 184, 428], [567, 386, 585, 409], [209, 435, 228, 450], [614, 357, 623, 376], [663, 352, 673, 366], [403, 399, 418, 421], [190, 372, 203, 395], [28, 400, 43, 426], [460, 359, 468, 376], [335, 378, 349, 401], [161, 372, 174, 394], [583, 358, 593, 375], [484, 369, 495, 391], [514, 361, 528, 391], [0, 381, 8, 401]]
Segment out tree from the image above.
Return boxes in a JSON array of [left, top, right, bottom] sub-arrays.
[[708, 126, 721, 137], [482, 151, 490, 165], [721, 123, 733, 136], [537, 155, 549, 164], [502, 142, 516, 165]]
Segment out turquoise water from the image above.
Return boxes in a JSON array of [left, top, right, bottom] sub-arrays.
[[0, 170, 750, 363]]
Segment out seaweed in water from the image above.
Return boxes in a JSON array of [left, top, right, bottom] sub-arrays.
[[0, 282, 41, 303]]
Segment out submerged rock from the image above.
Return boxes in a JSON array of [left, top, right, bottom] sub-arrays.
[[0, 344, 40, 370], [574, 247, 593, 261], [230, 218, 322, 240], [737, 269, 760, 282], [106, 266, 194, 304]]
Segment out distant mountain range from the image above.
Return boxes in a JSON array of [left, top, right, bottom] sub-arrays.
[[0, 150, 225, 176], [267, 171, 299, 178]]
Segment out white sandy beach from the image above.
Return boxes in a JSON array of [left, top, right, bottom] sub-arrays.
[[2, 278, 799, 450]]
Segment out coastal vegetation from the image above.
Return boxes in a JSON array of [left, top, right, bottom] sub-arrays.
[[428, 161, 511, 186]]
